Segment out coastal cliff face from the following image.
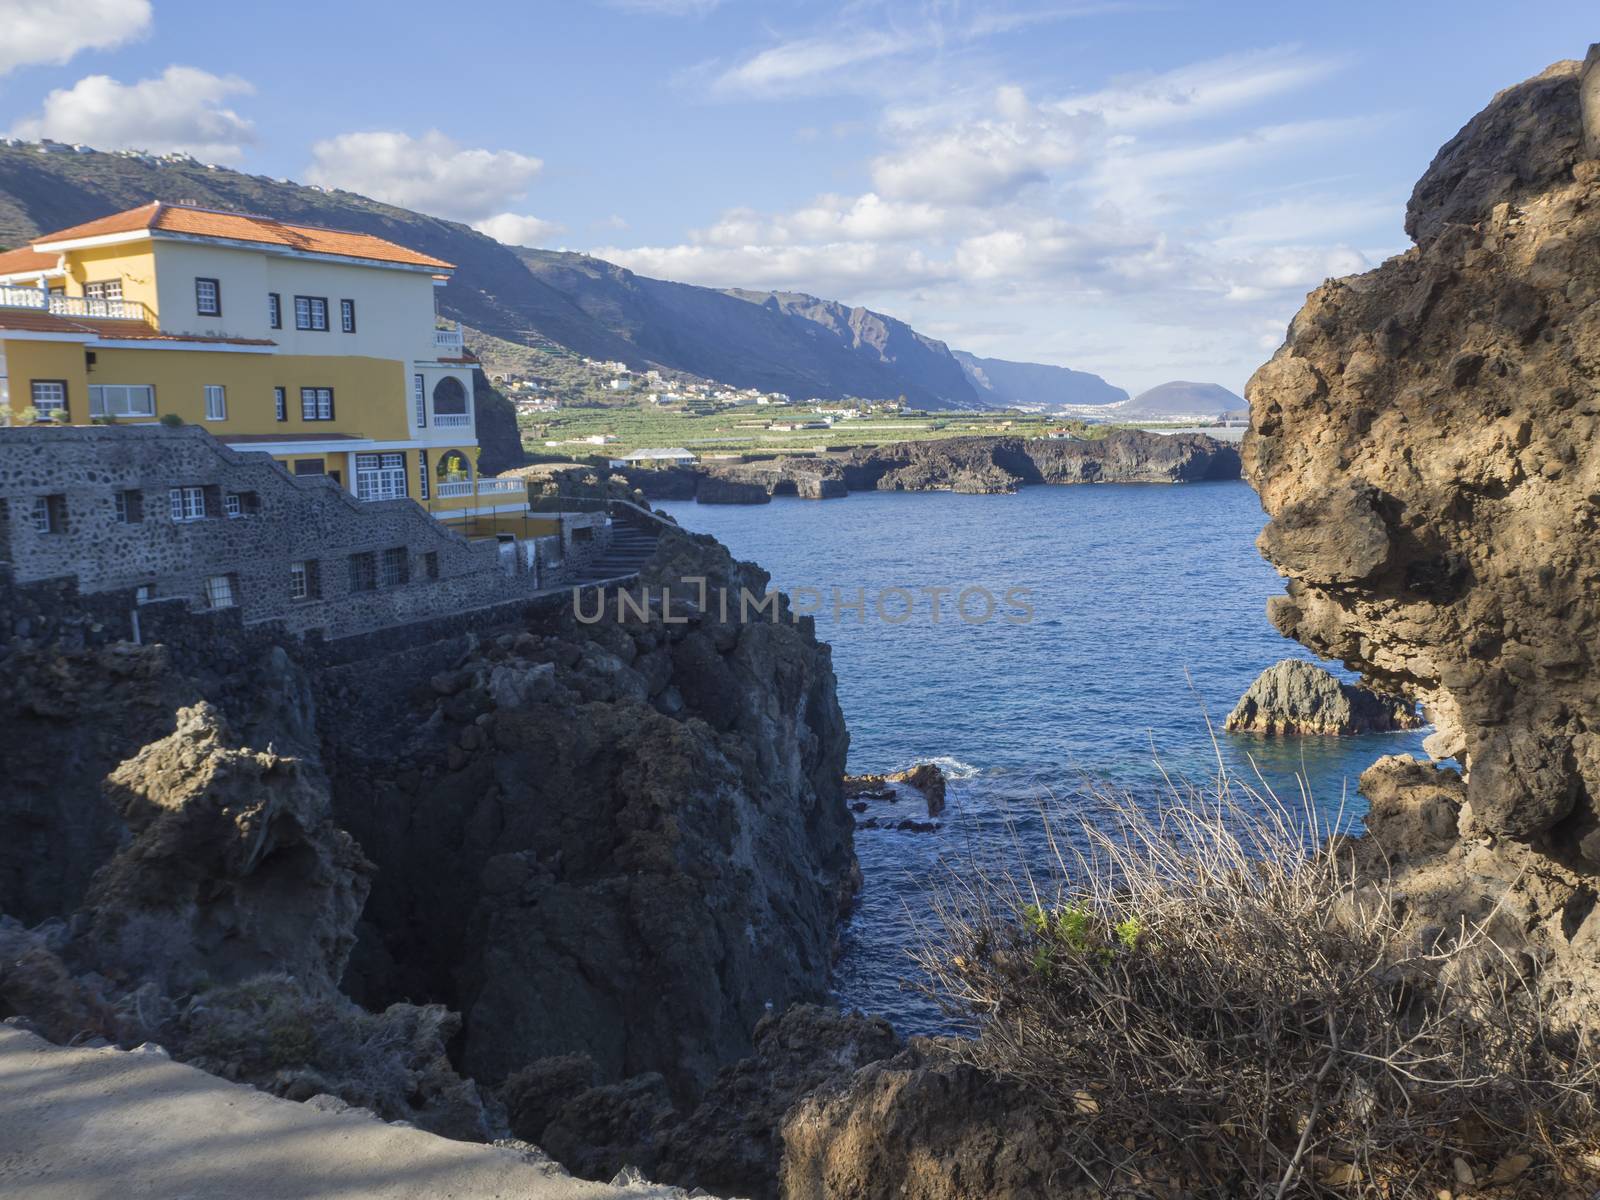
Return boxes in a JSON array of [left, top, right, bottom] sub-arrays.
[[0, 521, 854, 1134], [330, 527, 855, 1098], [1245, 54, 1600, 1007]]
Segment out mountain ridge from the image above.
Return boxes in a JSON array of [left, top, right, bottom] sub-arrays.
[[953, 350, 1127, 407]]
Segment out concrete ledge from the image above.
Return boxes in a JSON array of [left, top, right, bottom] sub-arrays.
[[0, 1025, 700, 1200]]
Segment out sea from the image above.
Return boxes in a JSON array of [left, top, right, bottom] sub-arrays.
[[655, 481, 1428, 1033]]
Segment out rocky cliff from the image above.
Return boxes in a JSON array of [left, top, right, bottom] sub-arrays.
[[1245, 50, 1600, 1012], [0, 520, 854, 1135], [1224, 659, 1423, 736]]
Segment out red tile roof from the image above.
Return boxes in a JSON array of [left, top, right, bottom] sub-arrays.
[[33, 201, 454, 270], [0, 247, 60, 275], [0, 307, 274, 346]]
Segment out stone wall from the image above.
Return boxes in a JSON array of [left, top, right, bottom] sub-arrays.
[[0, 425, 551, 641]]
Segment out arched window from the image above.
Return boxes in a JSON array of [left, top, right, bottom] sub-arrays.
[[435, 450, 472, 482], [433, 376, 468, 415]]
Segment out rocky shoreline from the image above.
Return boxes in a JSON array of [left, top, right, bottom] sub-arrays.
[[620, 429, 1241, 504]]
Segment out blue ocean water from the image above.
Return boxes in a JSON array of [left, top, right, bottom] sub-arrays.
[[656, 482, 1427, 1032]]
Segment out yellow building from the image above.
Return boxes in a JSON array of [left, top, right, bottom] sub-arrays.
[[0, 201, 528, 527]]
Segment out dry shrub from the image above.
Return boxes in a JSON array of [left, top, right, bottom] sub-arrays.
[[913, 767, 1600, 1198]]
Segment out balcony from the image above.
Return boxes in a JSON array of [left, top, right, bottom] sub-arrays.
[[435, 477, 527, 500], [433, 323, 464, 353], [0, 285, 153, 324], [433, 412, 472, 428]]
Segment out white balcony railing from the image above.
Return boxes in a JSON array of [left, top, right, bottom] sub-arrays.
[[433, 324, 464, 352], [434, 478, 527, 501], [477, 478, 527, 496], [433, 412, 472, 428], [0, 285, 151, 322]]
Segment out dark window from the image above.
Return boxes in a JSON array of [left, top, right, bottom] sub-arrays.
[[294, 295, 329, 331], [381, 546, 409, 586], [423, 551, 439, 580], [268, 292, 282, 329], [290, 559, 321, 601], [32, 494, 67, 534], [300, 387, 334, 421], [274, 386, 286, 422], [340, 299, 356, 333], [432, 375, 468, 415], [292, 459, 325, 476], [195, 277, 221, 317], [349, 551, 378, 592], [204, 574, 236, 609], [115, 490, 144, 523], [201, 485, 223, 519]]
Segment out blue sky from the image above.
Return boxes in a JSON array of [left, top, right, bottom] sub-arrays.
[[0, 1, 1594, 393]]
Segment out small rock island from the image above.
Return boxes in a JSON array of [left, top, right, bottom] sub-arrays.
[[1225, 659, 1424, 736]]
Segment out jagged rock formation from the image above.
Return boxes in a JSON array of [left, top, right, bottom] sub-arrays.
[[1245, 50, 1600, 1012], [326, 525, 854, 1100], [1224, 659, 1423, 736], [625, 431, 1240, 505], [843, 763, 948, 817]]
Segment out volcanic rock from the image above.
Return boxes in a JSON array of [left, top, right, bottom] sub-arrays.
[[1224, 659, 1423, 736]]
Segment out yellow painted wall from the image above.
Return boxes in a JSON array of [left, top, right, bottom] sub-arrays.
[[3, 339, 411, 439], [2, 339, 91, 416], [62, 244, 160, 317]]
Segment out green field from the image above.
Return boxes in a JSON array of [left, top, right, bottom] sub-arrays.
[[519, 403, 1132, 459]]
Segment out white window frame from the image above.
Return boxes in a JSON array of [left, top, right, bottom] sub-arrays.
[[294, 295, 329, 331], [268, 292, 282, 329], [85, 279, 123, 301], [31, 496, 52, 534], [30, 380, 66, 417], [135, 584, 152, 605], [88, 384, 156, 418], [224, 493, 242, 518], [204, 574, 235, 609], [300, 387, 334, 421], [169, 486, 205, 522], [114, 490, 141, 523], [355, 451, 407, 501], [413, 373, 426, 428], [417, 448, 429, 500], [290, 561, 309, 601], [274, 386, 286, 422], [204, 385, 227, 421], [340, 298, 356, 333], [195, 277, 221, 317]]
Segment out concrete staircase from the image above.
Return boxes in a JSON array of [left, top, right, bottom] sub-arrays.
[[565, 522, 661, 586]]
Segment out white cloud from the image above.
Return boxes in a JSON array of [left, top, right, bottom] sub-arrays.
[[474, 213, 564, 246], [697, 193, 952, 246], [9, 66, 255, 161], [0, 0, 151, 77], [595, 240, 943, 296], [306, 131, 542, 222], [710, 30, 919, 97], [1053, 48, 1342, 131]]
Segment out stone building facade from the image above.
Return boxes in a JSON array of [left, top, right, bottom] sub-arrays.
[[0, 425, 601, 640]]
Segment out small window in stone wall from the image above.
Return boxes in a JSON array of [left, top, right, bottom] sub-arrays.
[[115, 490, 144, 523], [136, 584, 152, 605], [349, 551, 378, 592], [381, 546, 410, 587], [222, 492, 258, 518], [224, 493, 242, 518], [32, 495, 66, 534], [204, 574, 236, 609], [202, 485, 223, 519], [423, 551, 439, 580], [170, 486, 206, 522], [290, 559, 321, 601]]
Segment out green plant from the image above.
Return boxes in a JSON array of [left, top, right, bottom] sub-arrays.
[[159, 412, 184, 427], [17, 405, 40, 423]]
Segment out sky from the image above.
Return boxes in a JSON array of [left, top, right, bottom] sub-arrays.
[[0, 1, 1593, 394]]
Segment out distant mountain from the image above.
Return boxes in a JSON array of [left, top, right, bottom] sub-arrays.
[[953, 351, 1126, 408], [1119, 381, 1244, 419], [0, 143, 983, 409]]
